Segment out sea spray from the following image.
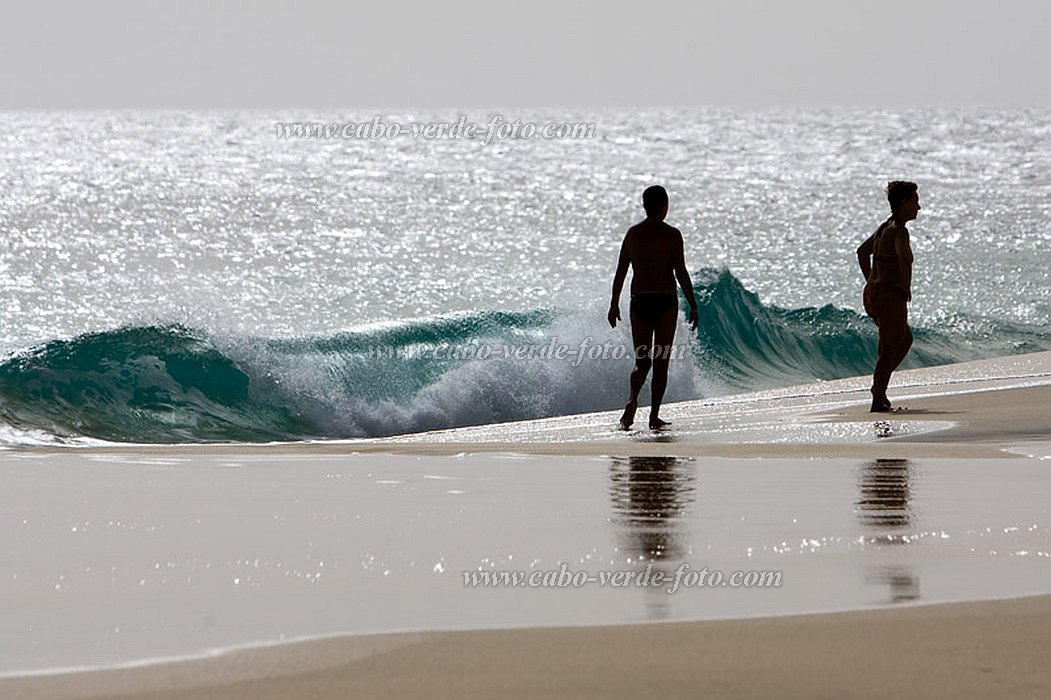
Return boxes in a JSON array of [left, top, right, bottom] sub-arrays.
[[1, 270, 1047, 444]]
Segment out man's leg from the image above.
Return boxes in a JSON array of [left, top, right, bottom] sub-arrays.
[[619, 313, 655, 430], [648, 308, 678, 429]]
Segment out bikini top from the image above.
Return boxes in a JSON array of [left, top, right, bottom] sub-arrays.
[[872, 218, 899, 264]]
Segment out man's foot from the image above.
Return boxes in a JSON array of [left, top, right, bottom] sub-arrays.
[[618, 401, 637, 430], [649, 417, 671, 431]]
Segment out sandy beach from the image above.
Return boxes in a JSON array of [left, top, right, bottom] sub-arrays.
[[6, 595, 1051, 700], [3, 352, 1050, 699], [7, 30, 1051, 696]]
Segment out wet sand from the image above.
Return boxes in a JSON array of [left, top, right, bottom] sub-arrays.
[[3, 351, 1051, 698]]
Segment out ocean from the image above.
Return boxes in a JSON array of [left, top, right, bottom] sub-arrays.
[[1, 108, 1049, 444]]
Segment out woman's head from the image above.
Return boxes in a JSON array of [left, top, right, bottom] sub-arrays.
[[886, 181, 920, 220]]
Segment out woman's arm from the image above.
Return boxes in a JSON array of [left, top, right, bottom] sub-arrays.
[[856, 233, 875, 282], [895, 228, 914, 300]]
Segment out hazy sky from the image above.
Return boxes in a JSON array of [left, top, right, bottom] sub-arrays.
[[3, 0, 1049, 108]]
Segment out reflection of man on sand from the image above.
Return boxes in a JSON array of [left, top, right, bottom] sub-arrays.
[[608, 455, 695, 562], [608, 455, 696, 619], [608, 186, 698, 431]]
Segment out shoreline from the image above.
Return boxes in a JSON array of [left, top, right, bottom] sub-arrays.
[[26, 351, 1051, 460], [6, 594, 1051, 700], [4, 351, 1051, 697]]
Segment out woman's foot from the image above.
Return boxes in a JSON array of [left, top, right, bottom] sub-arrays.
[[618, 400, 638, 430], [870, 389, 892, 413]]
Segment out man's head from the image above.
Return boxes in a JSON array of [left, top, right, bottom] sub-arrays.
[[643, 185, 669, 219], [886, 181, 920, 221]]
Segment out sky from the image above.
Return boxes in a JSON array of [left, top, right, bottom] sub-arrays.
[[2, 0, 1049, 108]]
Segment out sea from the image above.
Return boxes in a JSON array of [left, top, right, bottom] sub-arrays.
[[1, 108, 1049, 445]]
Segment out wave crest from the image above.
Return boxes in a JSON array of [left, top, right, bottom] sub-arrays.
[[1, 270, 1046, 444]]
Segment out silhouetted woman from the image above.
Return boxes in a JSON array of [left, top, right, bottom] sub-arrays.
[[857, 181, 920, 412]]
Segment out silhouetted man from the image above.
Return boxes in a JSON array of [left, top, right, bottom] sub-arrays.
[[608, 186, 698, 430]]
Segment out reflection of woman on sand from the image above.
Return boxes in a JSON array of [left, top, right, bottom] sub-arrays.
[[857, 181, 920, 412], [856, 459, 920, 602]]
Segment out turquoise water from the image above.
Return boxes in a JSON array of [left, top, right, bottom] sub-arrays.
[[1, 109, 1049, 442]]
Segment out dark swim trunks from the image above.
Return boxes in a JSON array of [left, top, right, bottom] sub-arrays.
[[863, 282, 908, 320], [630, 293, 678, 324]]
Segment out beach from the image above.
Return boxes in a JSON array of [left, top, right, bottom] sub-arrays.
[[6, 596, 1051, 700], [6, 12, 1051, 698], [3, 351, 1051, 699]]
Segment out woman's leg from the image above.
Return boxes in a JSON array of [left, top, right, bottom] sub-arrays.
[[892, 322, 913, 374], [871, 292, 908, 411]]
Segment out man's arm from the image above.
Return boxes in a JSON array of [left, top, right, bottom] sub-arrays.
[[856, 233, 875, 282], [673, 230, 699, 330], [608, 232, 631, 328], [895, 227, 914, 301]]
